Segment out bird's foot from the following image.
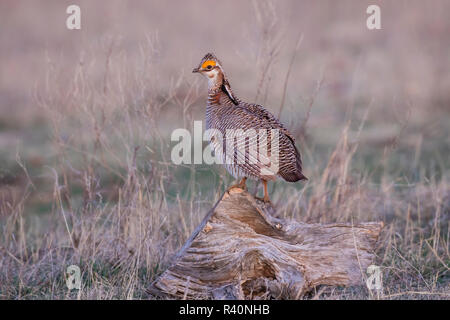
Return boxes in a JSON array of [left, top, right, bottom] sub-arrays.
[[255, 195, 271, 204], [229, 178, 247, 191]]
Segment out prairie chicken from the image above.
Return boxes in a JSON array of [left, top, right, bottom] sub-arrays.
[[193, 53, 307, 202]]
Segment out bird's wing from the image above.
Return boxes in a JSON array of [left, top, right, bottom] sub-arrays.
[[232, 101, 306, 181], [239, 102, 297, 142], [213, 103, 297, 179]]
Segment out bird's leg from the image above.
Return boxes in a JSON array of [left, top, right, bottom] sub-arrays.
[[230, 177, 247, 191], [256, 180, 271, 203], [238, 177, 247, 190], [262, 180, 270, 203]]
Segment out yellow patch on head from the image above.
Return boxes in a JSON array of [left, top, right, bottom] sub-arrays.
[[201, 60, 216, 69]]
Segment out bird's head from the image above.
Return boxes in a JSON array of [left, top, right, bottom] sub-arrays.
[[193, 53, 238, 104], [192, 53, 224, 86]]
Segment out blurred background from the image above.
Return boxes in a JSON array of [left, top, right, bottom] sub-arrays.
[[0, 0, 448, 299]]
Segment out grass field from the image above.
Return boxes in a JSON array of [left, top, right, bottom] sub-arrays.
[[0, 0, 449, 299]]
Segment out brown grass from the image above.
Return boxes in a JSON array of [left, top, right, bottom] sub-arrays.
[[0, 0, 449, 299]]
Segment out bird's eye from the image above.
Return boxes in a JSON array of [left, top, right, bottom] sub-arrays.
[[201, 60, 216, 69]]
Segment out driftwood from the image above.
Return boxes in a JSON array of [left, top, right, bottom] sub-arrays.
[[150, 187, 384, 299]]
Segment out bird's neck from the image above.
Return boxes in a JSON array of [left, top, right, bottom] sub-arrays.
[[207, 70, 225, 106], [207, 69, 224, 91], [207, 86, 222, 106], [207, 69, 238, 106]]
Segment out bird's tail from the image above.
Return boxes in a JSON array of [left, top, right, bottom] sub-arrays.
[[280, 145, 308, 182]]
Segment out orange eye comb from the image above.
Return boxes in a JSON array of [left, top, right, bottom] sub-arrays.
[[201, 60, 216, 69]]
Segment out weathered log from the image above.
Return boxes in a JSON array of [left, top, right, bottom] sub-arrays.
[[149, 187, 384, 299]]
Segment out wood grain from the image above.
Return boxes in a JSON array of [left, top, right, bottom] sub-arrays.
[[149, 187, 384, 299]]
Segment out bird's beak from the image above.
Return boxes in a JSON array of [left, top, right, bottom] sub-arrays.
[[192, 67, 199, 73]]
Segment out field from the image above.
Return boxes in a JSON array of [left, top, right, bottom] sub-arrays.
[[0, 0, 449, 299]]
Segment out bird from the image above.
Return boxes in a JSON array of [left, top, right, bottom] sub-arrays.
[[193, 53, 307, 203]]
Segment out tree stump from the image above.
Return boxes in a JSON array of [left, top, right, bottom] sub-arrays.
[[149, 187, 384, 299]]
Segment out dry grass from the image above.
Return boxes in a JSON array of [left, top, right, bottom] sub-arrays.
[[0, 0, 449, 299]]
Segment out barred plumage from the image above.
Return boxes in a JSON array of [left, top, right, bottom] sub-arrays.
[[193, 53, 307, 202]]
